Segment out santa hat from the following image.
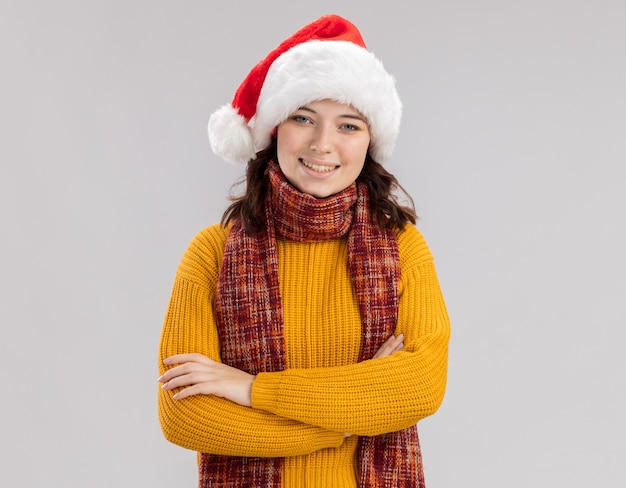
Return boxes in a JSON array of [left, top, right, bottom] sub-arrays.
[[208, 14, 402, 165]]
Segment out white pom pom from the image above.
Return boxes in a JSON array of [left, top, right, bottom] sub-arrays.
[[207, 104, 256, 165]]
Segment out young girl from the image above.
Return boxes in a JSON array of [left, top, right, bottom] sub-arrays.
[[158, 14, 450, 488]]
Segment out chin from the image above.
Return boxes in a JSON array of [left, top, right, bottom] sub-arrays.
[[294, 182, 331, 199]]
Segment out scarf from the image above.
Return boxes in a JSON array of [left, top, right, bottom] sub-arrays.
[[200, 161, 425, 487]]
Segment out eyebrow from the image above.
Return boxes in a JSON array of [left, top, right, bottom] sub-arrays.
[[298, 105, 367, 123]]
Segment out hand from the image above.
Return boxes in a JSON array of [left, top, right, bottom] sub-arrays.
[[159, 353, 255, 407], [372, 333, 404, 359]]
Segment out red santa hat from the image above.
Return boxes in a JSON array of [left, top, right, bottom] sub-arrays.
[[208, 14, 402, 165]]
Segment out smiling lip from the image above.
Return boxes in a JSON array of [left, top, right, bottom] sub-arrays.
[[299, 158, 338, 174]]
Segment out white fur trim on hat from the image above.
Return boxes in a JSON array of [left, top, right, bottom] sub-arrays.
[[251, 40, 402, 164]]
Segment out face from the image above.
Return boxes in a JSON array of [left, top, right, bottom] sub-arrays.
[[275, 99, 371, 198]]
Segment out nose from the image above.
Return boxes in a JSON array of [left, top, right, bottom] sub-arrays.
[[309, 123, 333, 153]]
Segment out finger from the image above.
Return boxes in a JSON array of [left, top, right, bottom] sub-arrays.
[[372, 344, 390, 359], [373, 334, 405, 359], [162, 371, 207, 390], [382, 335, 399, 349], [159, 363, 191, 383], [172, 384, 207, 400], [383, 334, 403, 351], [159, 359, 210, 383], [159, 355, 217, 382], [387, 333, 401, 345], [163, 353, 211, 365]]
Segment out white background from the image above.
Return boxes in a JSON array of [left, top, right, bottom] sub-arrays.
[[1, 1, 624, 486]]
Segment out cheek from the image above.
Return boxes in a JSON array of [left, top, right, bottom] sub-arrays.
[[349, 140, 370, 165], [276, 127, 294, 159], [351, 134, 370, 157], [276, 142, 291, 170], [275, 130, 286, 161]]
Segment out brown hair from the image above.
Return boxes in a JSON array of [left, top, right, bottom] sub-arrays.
[[221, 139, 417, 235]]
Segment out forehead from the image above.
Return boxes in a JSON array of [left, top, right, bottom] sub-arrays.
[[297, 99, 366, 119]]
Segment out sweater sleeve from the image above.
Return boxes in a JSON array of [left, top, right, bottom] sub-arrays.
[[157, 225, 345, 456], [251, 224, 450, 437]]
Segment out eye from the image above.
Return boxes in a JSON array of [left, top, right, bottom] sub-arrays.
[[292, 115, 312, 124], [340, 123, 359, 132]]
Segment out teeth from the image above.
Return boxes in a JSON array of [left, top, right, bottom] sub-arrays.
[[301, 159, 336, 173]]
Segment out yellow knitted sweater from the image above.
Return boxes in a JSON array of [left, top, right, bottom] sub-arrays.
[[158, 223, 449, 487]]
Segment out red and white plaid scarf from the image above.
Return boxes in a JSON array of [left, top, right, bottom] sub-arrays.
[[200, 161, 424, 487]]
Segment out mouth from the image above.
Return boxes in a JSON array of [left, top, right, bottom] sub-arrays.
[[299, 158, 338, 173]]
